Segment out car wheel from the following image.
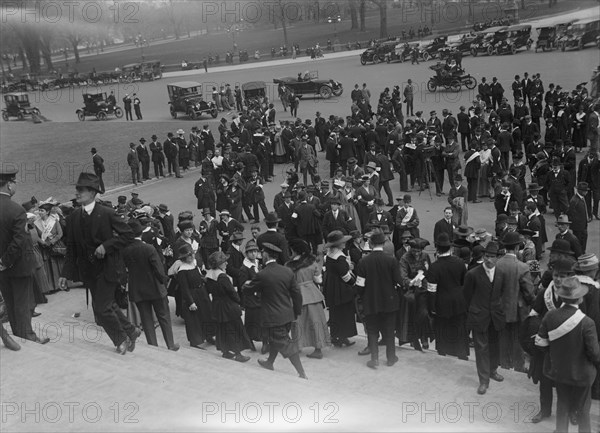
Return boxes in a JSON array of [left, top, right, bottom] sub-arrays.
[[77, 110, 85, 121], [471, 48, 478, 57], [17, 112, 24, 120], [450, 80, 461, 92], [31, 108, 40, 115], [97, 111, 107, 121], [333, 87, 343, 97], [114, 107, 124, 118], [487, 45, 494, 56], [464, 77, 477, 90], [372, 55, 380, 64], [211, 109, 218, 118], [320, 86, 333, 99], [422, 51, 430, 61], [426, 79, 437, 92], [511, 45, 517, 55], [2, 111, 8, 121], [360, 56, 367, 65]]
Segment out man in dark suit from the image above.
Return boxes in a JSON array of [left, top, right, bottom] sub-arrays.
[[277, 193, 296, 240], [322, 197, 353, 239], [137, 138, 151, 180], [367, 199, 394, 233], [496, 123, 514, 171], [536, 277, 600, 433], [578, 152, 600, 219], [356, 230, 402, 368], [243, 242, 306, 378], [464, 242, 505, 395], [91, 147, 105, 194], [433, 207, 455, 242], [0, 168, 47, 347], [441, 109, 458, 144], [59, 173, 139, 355], [163, 133, 181, 178], [122, 219, 178, 351], [194, 172, 216, 217], [291, 191, 321, 254], [555, 215, 583, 258], [567, 182, 590, 253], [149, 134, 165, 178], [257, 213, 289, 264], [457, 106, 471, 152], [512, 75, 522, 102], [157, 204, 175, 243], [521, 73, 532, 106]]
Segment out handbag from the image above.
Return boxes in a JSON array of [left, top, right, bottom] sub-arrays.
[[50, 240, 67, 257]]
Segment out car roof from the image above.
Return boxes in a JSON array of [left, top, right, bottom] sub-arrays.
[[571, 17, 599, 25], [242, 81, 266, 90], [537, 19, 577, 30], [480, 26, 509, 34], [168, 81, 201, 88], [122, 63, 140, 68], [4, 92, 28, 97], [142, 59, 160, 63], [508, 24, 531, 31]]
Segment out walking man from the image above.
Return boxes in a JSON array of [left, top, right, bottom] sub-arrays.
[[127, 143, 142, 185], [137, 138, 150, 180], [91, 147, 105, 194], [133, 93, 142, 120], [59, 173, 140, 355], [404, 79, 414, 117]]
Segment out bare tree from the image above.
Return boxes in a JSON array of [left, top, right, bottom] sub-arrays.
[[348, 0, 359, 29], [276, 0, 289, 47], [369, 0, 388, 39], [359, 0, 366, 31], [38, 26, 55, 71], [166, 0, 184, 40]]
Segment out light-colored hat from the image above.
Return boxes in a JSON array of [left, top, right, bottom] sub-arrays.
[[556, 276, 588, 300]]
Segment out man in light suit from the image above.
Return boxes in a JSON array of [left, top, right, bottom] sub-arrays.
[[59, 173, 140, 355], [298, 137, 318, 185], [464, 242, 505, 395], [495, 231, 535, 372], [243, 242, 306, 378]]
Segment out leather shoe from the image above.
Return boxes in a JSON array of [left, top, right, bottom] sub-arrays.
[[116, 338, 130, 355], [35, 337, 50, 345], [222, 351, 235, 359], [168, 344, 180, 351], [490, 371, 504, 382], [367, 360, 379, 369], [306, 350, 323, 359], [477, 383, 488, 395], [234, 354, 250, 363], [32, 311, 41, 317], [531, 411, 550, 423], [358, 347, 371, 356], [258, 359, 274, 371], [387, 356, 399, 366], [128, 328, 142, 352], [340, 338, 355, 347], [1, 328, 21, 351]]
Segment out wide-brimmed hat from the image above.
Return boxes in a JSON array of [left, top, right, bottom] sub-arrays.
[[474, 228, 490, 237], [361, 175, 370, 182], [366, 161, 378, 170], [555, 215, 572, 225], [244, 240, 259, 253], [549, 239, 574, 256], [453, 238, 471, 248], [177, 128, 185, 135], [519, 228, 536, 237], [527, 183, 542, 191], [288, 239, 311, 256], [552, 257, 577, 273], [409, 238, 430, 250], [576, 182, 590, 191], [453, 225, 473, 237], [573, 254, 599, 273], [556, 276, 588, 300], [177, 244, 194, 260], [502, 231, 521, 247], [400, 230, 414, 239], [208, 251, 229, 269], [435, 233, 451, 248], [325, 230, 352, 248], [264, 213, 280, 224], [484, 241, 501, 256], [370, 231, 387, 245], [350, 230, 362, 240], [75, 172, 101, 192]]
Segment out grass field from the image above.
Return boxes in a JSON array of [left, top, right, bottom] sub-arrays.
[[25, 0, 596, 75]]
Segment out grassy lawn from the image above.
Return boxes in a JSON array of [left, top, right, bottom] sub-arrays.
[[24, 0, 595, 75]]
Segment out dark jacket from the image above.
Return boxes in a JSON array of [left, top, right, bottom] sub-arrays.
[[207, 272, 242, 323], [433, 218, 455, 243], [463, 264, 505, 332], [567, 194, 588, 232], [257, 230, 289, 264], [243, 261, 302, 327], [0, 194, 35, 276], [122, 239, 168, 302], [355, 250, 401, 315]]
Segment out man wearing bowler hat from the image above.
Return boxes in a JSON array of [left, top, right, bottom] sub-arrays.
[[59, 173, 139, 355], [257, 213, 289, 264], [464, 241, 505, 395], [137, 137, 150, 181], [567, 182, 590, 253], [555, 214, 583, 258], [536, 276, 600, 433], [546, 157, 570, 218], [149, 134, 165, 178], [91, 147, 105, 194], [0, 168, 48, 348]]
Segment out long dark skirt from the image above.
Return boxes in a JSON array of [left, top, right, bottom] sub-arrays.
[[396, 291, 433, 343], [181, 307, 216, 346], [216, 318, 252, 354], [244, 307, 263, 341], [328, 301, 357, 340], [434, 313, 469, 359]]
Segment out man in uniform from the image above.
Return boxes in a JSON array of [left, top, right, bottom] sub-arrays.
[[243, 242, 306, 379], [0, 168, 48, 347], [59, 172, 140, 355]]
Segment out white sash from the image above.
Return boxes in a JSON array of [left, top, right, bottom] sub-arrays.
[[401, 207, 414, 225], [465, 151, 480, 165], [548, 309, 585, 342], [544, 284, 561, 313]]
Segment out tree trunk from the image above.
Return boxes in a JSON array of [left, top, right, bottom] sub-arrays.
[[278, 0, 289, 48], [521, 0, 525, 10], [359, 0, 366, 31], [19, 46, 28, 72], [39, 44, 54, 72], [348, 0, 358, 30], [70, 39, 81, 63], [373, 0, 388, 39]]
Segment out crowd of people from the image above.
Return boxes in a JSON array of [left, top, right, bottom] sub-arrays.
[[1, 66, 600, 431]]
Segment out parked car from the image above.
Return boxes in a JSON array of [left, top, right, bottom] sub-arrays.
[[535, 20, 577, 52], [558, 17, 600, 51], [360, 41, 397, 65], [242, 81, 268, 110], [470, 26, 508, 56], [273, 71, 343, 99], [438, 33, 478, 59], [490, 24, 532, 55], [139, 60, 163, 81], [76, 92, 123, 121], [2, 92, 41, 121], [417, 35, 448, 60], [167, 81, 218, 119], [386, 42, 418, 63]]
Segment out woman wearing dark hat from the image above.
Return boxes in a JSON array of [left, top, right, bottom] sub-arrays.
[[425, 233, 469, 360], [216, 175, 230, 213], [238, 240, 264, 352], [397, 238, 433, 351], [287, 239, 330, 359], [34, 199, 65, 292], [25, 212, 51, 304], [175, 244, 216, 349], [323, 231, 357, 347], [206, 251, 252, 362]]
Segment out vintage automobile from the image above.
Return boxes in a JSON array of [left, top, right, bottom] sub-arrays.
[[360, 41, 397, 64], [76, 92, 123, 121], [426, 63, 477, 93], [242, 81, 268, 109], [119, 63, 142, 83], [181, 60, 201, 70], [470, 26, 508, 56], [490, 24, 532, 55], [167, 81, 218, 119], [416, 35, 448, 60], [386, 42, 418, 63], [139, 60, 163, 81], [273, 71, 343, 99], [438, 33, 478, 59], [2, 93, 41, 121], [535, 20, 577, 52], [558, 17, 600, 51]]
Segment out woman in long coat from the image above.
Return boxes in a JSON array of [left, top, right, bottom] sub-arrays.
[[227, 179, 243, 222], [34, 201, 65, 291], [323, 231, 357, 347], [175, 244, 216, 349], [206, 251, 251, 362], [355, 177, 376, 231], [396, 238, 434, 351], [339, 179, 361, 233], [238, 240, 264, 352], [478, 141, 492, 198], [287, 239, 330, 359]]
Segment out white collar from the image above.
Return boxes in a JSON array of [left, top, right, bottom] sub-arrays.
[[83, 201, 96, 214], [243, 258, 259, 268], [372, 247, 384, 251], [232, 243, 241, 252], [265, 259, 276, 265]]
